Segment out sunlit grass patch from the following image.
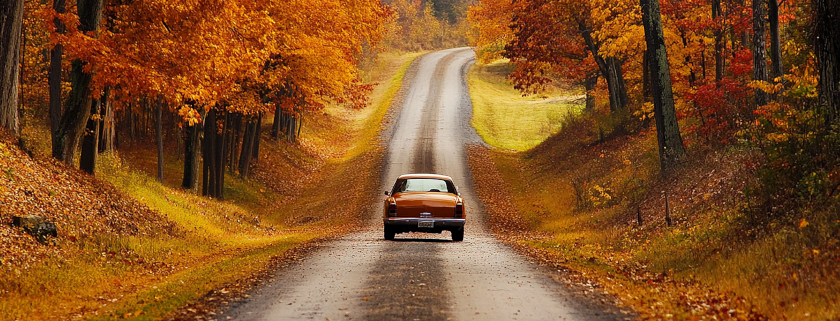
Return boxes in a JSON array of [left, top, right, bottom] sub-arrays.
[[467, 59, 584, 151], [301, 51, 424, 162]]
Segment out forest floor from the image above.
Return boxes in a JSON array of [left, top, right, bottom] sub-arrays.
[[465, 60, 840, 319], [0, 51, 423, 321]]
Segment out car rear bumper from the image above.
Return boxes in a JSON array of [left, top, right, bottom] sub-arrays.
[[383, 218, 466, 230]]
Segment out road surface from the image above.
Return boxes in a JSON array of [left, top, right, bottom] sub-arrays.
[[220, 48, 624, 320]]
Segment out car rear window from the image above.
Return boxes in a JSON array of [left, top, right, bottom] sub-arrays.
[[393, 178, 456, 194]]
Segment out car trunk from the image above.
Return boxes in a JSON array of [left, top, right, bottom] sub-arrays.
[[392, 192, 458, 218]]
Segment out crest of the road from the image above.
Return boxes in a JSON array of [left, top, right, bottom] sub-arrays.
[[220, 48, 623, 321]]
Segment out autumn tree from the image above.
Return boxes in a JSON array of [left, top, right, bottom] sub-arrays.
[[38, 0, 386, 197], [51, 0, 104, 168], [473, 0, 630, 111], [0, 0, 23, 135], [386, 0, 469, 51], [466, 0, 513, 63]]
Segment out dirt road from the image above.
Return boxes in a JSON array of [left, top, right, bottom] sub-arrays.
[[220, 48, 624, 320]]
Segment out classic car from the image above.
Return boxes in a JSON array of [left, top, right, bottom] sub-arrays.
[[383, 174, 466, 241]]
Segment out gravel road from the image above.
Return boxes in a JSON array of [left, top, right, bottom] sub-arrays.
[[219, 48, 625, 321]]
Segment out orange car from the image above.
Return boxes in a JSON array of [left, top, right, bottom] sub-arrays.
[[383, 174, 466, 241]]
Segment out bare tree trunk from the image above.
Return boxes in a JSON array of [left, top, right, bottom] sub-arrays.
[[609, 58, 630, 108], [202, 109, 217, 197], [713, 0, 724, 82], [80, 89, 108, 174], [271, 104, 280, 139], [0, 0, 23, 135], [53, 59, 93, 164], [230, 113, 242, 170], [155, 98, 163, 183], [641, 0, 686, 172], [580, 25, 628, 111], [238, 117, 255, 178], [753, 0, 770, 106], [814, 0, 840, 126], [182, 106, 202, 190], [252, 112, 262, 162], [286, 113, 297, 143], [48, 0, 66, 138], [584, 73, 598, 110], [768, 0, 783, 81], [128, 102, 135, 142], [79, 96, 100, 174], [98, 94, 113, 153], [643, 48, 651, 98], [216, 111, 228, 199]]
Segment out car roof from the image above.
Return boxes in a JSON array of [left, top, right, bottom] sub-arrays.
[[397, 173, 453, 181]]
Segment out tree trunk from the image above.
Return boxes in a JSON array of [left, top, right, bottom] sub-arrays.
[[287, 113, 297, 143], [580, 25, 628, 111], [753, 0, 770, 106], [128, 102, 135, 141], [641, 0, 686, 172], [182, 107, 202, 191], [252, 112, 262, 162], [608, 57, 630, 108], [216, 111, 228, 199], [155, 98, 163, 183], [78, 96, 100, 174], [51, 0, 103, 164], [713, 0, 724, 82], [53, 59, 93, 164], [202, 109, 218, 197], [238, 117, 255, 178], [271, 104, 281, 138], [584, 73, 598, 110], [0, 0, 23, 135], [182, 123, 198, 189], [814, 0, 840, 126], [768, 0, 783, 81], [48, 0, 66, 138], [643, 48, 651, 99], [98, 93, 113, 153], [230, 113, 242, 170]]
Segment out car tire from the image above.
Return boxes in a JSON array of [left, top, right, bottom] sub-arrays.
[[451, 229, 464, 242], [384, 226, 395, 240]]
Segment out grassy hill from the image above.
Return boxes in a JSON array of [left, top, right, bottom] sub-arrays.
[[466, 60, 840, 319]]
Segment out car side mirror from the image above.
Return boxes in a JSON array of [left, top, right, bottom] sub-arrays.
[[384, 191, 390, 196]]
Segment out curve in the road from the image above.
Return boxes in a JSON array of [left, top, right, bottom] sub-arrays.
[[220, 48, 623, 321]]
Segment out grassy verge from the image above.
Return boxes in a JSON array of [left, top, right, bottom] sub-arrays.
[[466, 64, 839, 319], [467, 59, 584, 151], [0, 51, 421, 320]]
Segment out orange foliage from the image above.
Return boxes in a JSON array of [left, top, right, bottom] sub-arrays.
[[42, 0, 390, 122]]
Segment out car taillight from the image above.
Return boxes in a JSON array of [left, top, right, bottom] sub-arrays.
[[455, 202, 463, 218], [388, 201, 397, 217]]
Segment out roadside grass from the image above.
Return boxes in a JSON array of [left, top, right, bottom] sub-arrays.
[[467, 65, 840, 318], [467, 59, 584, 151], [0, 51, 421, 320], [300, 51, 425, 162]]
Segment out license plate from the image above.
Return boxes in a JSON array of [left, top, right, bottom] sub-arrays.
[[418, 220, 434, 228]]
